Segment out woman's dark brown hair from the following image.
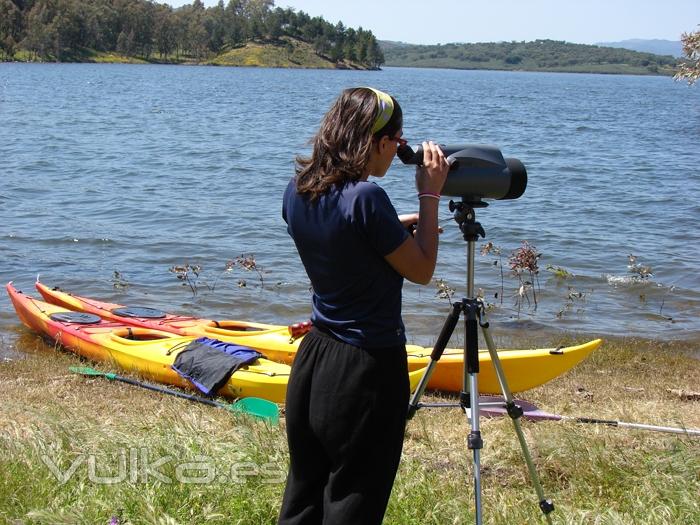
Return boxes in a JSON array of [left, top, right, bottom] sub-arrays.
[[295, 87, 403, 201]]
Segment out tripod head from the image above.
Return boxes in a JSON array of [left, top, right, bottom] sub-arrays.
[[449, 199, 486, 243]]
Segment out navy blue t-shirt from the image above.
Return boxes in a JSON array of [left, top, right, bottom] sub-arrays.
[[282, 178, 410, 348]]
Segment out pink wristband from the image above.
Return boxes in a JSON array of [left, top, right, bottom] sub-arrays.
[[418, 192, 441, 200]]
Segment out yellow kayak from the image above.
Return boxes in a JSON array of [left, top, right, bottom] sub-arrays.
[[36, 281, 602, 394], [8, 283, 291, 402], [9, 283, 426, 402]]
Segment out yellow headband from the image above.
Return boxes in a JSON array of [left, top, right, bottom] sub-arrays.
[[367, 87, 394, 134]]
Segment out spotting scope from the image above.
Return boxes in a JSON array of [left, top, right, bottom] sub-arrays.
[[397, 144, 527, 202]]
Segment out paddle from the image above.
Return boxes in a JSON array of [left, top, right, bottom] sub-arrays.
[[69, 366, 279, 424], [419, 396, 700, 437]]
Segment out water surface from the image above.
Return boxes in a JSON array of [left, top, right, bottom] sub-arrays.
[[1, 64, 699, 356]]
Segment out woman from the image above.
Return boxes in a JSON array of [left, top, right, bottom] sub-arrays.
[[279, 87, 449, 525]]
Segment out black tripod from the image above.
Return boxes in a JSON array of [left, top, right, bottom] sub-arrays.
[[407, 199, 554, 525]]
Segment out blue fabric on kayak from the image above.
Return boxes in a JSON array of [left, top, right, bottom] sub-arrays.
[[172, 337, 263, 396]]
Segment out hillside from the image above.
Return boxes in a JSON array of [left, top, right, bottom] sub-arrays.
[[596, 39, 683, 58], [0, 0, 383, 70], [209, 37, 370, 69], [380, 39, 679, 75]]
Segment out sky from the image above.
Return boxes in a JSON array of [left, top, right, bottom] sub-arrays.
[[165, 0, 700, 45]]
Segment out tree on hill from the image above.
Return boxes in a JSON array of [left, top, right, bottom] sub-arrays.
[[675, 27, 700, 85], [153, 3, 177, 58], [0, 0, 22, 58]]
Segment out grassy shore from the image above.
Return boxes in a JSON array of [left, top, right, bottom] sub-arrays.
[[6, 38, 372, 70], [1, 335, 698, 524], [209, 39, 367, 69]]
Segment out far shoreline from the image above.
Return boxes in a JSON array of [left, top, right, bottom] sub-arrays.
[[1, 59, 676, 78]]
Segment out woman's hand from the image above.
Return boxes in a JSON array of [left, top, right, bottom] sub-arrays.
[[398, 213, 443, 236], [415, 141, 450, 195], [398, 213, 419, 232]]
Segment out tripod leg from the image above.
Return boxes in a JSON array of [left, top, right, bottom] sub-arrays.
[[463, 299, 483, 525], [407, 301, 461, 420], [480, 315, 555, 523]]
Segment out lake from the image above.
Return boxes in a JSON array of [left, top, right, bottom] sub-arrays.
[[1, 63, 699, 357]]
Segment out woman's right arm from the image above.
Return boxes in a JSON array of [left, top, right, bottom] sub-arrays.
[[385, 141, 450, 285]]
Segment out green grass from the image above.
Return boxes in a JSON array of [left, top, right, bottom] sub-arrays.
[[209, 38, 334, 69], [85, 51, 149, 65], [1, 335, 698, 524], [10, 49, 36, 62], [208, 38, 368, 70], [4, 48, 149, 64]]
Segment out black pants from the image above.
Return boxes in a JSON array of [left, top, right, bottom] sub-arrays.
[[278, 328, 410, 525]]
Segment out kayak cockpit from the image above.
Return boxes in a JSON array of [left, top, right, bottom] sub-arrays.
[[111, 328, 177, 343]]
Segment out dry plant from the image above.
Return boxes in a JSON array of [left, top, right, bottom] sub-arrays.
[[169, 254, 265, 295], [229, 254, 265, 287], [509, 241, 541, 316], [556, 287, 586, 319], [480, 241, 504, 305], [110, 270, 130, 291], [169, 263, 203, 295], [627, 254, 653, 280], [434, 278, 455, 303]]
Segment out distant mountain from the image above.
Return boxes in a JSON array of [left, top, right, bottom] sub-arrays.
[[379, 40, 678, 76], [596, 39, 683, 58]]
